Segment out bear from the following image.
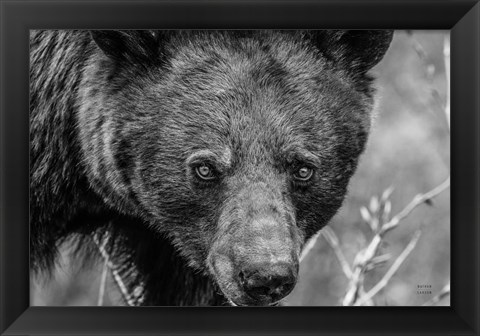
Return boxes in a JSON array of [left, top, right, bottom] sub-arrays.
[[29, 30, 393, 306]]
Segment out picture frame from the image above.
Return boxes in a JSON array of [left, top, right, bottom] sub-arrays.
[[0, 0, 478, 335]]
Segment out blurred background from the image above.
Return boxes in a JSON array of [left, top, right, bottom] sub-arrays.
[[286, 30, 450, 306], [31, 30, 450, 306]]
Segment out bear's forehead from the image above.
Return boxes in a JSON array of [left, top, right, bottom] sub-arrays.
[[146, 32, 370, 163], [156, 34, 347, 124], [165, 32, 326, 91], [157, 32, 365, 115]]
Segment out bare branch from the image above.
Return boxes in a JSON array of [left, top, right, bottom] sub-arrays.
[[443, 34, 450, 130], [92, 233, 139, 307], [354, 230, 422, 306], [321, 227, 353, 278], [300, 230, 322, 262], [97, 254, 109, 306], [422, 283, 450, 306], [381, 177, 450, 234]]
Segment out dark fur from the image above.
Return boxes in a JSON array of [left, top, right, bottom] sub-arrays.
[[30, 30, 392, 306]]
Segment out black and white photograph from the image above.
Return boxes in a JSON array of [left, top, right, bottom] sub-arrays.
[[29, 30, 450, 307]]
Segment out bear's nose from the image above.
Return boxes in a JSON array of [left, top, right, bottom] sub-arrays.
[[238, 262, 296, 303]]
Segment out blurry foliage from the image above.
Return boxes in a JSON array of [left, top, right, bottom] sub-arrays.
[[31, 30, 450, 306]]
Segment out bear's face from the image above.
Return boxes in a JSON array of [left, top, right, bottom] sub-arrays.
[[85, 31, 392, 306]]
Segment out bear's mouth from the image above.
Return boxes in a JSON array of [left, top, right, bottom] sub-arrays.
[[227, 298, 281, 307]]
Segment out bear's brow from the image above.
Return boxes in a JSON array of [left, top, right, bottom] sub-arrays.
[[285, 148, 321, 168], [186, 149, 232, 168]]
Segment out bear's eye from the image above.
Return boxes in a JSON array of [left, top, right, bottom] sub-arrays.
[[293, 167, 314, 181], [195, 163, 216, 180]]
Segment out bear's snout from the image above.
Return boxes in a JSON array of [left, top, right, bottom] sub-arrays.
[[238, 262, 296, 304], [207, 181, 302, 306], [209, 213, 301, 306]]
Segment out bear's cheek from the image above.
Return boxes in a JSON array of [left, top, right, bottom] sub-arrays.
[[129, 156, 202, 217], [290, 173, 352, 239], [132, 164, 223, 248]]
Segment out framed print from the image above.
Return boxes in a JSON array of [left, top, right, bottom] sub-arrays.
[[1, 0, 479, 335], [27, 29, 450, 308]]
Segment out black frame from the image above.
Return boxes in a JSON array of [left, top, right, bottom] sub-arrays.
[[1, 0, 479, 335]]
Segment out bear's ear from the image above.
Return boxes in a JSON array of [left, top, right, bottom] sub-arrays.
[[90, 30, 162, 66], [309, 30, 393, 73]]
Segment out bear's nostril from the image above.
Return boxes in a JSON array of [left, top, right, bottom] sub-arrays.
[[248, 286, 271, 298], [273, 282, 295, 296], [238, 271, 246, 283]]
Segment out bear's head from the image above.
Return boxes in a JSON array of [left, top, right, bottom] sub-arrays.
[[81, 30, 392, 306]]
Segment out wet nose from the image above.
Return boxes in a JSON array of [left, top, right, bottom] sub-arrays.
[[238, 262, 296, 303]]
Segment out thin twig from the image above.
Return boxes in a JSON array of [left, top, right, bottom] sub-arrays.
[[381, 177, 450, 234], [422, 283, 450, 306], [321, 227, 353, 278], [300, 230, 322, 262], [97, 254, 109, 306], [92, 233, 140, 307], [443, 34, 450, 130], [354, 230, 422, 306]]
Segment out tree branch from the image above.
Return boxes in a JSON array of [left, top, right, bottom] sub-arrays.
[[354, 230, 422, 306], [321, 226, 353, 278]]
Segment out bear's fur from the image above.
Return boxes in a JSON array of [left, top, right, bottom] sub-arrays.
[[30, 30, 392, 306]]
